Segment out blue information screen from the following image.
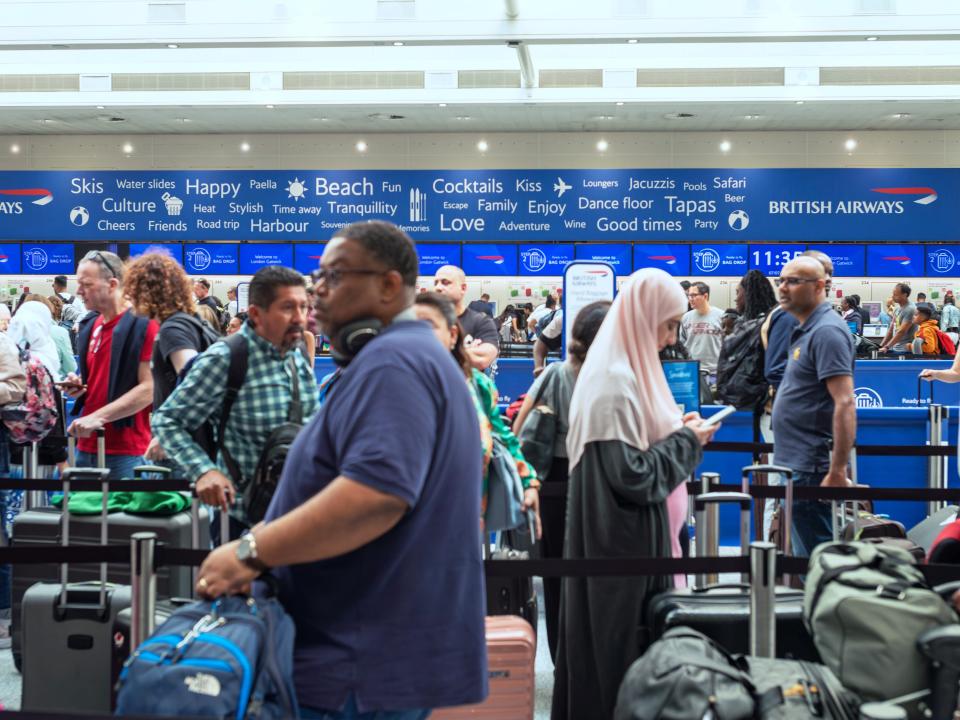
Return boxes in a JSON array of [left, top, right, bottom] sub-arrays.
[[0, 243, 21, 274], [462, 243, 518, 276], [867, 245, 923, 277], [416, 244, 461, 275], [575, 244, 632, 274], [806, 244, 866, 277], [184, 244, 238, 275], [748, 244, 806, 276], [926, 245, 960, 276], [239, 244, 293, 274], [518, 244, 574, 276], [662, 360, 700, 414], [22, 244, 74, 274], [293, 243, 326, 274], [690, 244, 748, 276], [634, 243, 692, 275], [128, 243, 183, 264]]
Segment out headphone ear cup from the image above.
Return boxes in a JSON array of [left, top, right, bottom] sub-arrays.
[[333, 318, 384, 364]]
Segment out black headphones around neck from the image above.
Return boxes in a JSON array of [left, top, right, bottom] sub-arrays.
[[330, 318, 383, 366]]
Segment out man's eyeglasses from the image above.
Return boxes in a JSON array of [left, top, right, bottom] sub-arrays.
[[687, 292, 702, 298], [774, 276, 820, 288], [83, 251, 118, 279], [310, 267, 385, 289]]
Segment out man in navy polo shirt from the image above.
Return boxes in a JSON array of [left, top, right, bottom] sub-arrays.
[[772, 256, 856, 557], [196, 221, 487, 719]]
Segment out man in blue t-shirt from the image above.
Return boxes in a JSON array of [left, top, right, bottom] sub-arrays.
[[196, 221, 487, 719], [772, 256, 856, 557]]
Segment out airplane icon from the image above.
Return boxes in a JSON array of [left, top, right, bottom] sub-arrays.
[[554, 177, 572, 197]]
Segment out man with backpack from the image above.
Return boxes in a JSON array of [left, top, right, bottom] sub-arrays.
[[60, 251, 159, 479], [194, 277, 230, 332], [195, 221, 487, 719], [153, 266, 318, 535]]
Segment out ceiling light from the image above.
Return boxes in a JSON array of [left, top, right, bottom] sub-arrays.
[[596, 139, 609, 152], [795, 100, 805, 105], [265, 104, 275, 109], [175, 117, 191, 123], [893, 113, 910, 119], [865, 36, 878, 41], [167, 43, 179, 49], [456, 115, 471, 121], [393, 41, 404, 46], [9, 144, 19, 155], [477, 139, 489, 152], [35, 118, 55, 125], [615, 101, 624, 106], [355, 140, 368, 153], [844, 138, 858, 151], [438, 103, 447, 108], [240, 142, 251, 152], [96, 105, 105, 110], [122, 142, 134, 154], [719, 140, 732, 153], [627, 39, 638, 44], [663, 112, 696, 120], [744, 114, 760, 120]]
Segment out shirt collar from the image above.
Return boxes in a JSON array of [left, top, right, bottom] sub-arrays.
[[391, 306, 417, 324], [242, 321, 288, 360]]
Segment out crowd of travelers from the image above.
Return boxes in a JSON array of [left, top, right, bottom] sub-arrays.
[[0, 226, 952, 718]]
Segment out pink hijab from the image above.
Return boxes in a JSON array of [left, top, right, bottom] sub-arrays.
[[566, 267, 689, 469], [565, 268, 690, 581]]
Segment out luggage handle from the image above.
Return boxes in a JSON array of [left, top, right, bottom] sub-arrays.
[[60, 429, 109, 613], [741, 464, 793, 480], [694, 491, 751, 586]]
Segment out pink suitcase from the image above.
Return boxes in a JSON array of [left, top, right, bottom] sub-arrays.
[[432, 615, 536, 720]]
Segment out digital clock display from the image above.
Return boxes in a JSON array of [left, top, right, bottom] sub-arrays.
[[749, 245, 806, 276]]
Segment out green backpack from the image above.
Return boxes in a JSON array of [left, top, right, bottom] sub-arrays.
[[804, 542, 957, 712]]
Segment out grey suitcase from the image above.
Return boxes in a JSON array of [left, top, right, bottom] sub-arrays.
[[11, 495, 209, 670], [908, 505, 960, 552], [19, 435, 205, 713], [20, 434, 124, 715]]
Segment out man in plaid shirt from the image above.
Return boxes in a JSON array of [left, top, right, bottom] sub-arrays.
[[152, 266, 318, 530]]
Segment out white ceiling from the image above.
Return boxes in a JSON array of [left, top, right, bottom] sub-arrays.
[[2, 1, 960, 135], [3, 99, 959, 135]]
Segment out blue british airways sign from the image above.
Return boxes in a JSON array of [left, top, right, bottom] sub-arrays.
[[0, 169, 953, 242]]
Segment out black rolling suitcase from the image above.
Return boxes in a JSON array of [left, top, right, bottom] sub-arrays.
[[11, 446, 210, 670], [646, 467, 820, 662], [19, 433, 129, 715]]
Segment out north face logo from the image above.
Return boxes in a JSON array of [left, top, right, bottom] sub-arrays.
[[185, 673, 222, 697]]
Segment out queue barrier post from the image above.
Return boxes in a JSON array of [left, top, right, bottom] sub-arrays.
[[130, 532, 157, 654], [749, 541, 777, 659]]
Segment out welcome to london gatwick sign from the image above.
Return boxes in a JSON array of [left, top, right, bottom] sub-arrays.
[[0, 168, 952, 243]]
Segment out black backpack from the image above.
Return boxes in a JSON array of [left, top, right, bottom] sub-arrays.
[[716, 314, 769, 412], [535, 309, 562, 352], [240, 355, 304, 525]]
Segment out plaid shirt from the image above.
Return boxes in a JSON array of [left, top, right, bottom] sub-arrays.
[[152, 323, 318, 486]]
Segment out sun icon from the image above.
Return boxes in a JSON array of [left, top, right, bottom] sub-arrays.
[[287, 178, 308, 201]]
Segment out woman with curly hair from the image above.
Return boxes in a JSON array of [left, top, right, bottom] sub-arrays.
[[124, 252, 219, 462]]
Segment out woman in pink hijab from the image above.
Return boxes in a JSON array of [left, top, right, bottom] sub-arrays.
[[551, 268, 720, 720]]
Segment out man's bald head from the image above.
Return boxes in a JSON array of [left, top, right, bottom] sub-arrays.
[[787, 256, 826, 279], [802, 249, 834, 293], [433, 264, 467, 308]]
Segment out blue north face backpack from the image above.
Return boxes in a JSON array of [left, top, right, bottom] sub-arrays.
[[115, 593, 299, 719]]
